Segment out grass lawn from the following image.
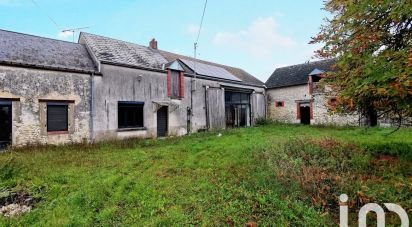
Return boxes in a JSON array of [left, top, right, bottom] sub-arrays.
[[0, 124, 411, 226]]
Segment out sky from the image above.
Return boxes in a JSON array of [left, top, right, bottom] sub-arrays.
[[0, 0, 329, 82]]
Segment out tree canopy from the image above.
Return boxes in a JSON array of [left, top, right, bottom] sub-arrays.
[[311, 0, 412, 126]]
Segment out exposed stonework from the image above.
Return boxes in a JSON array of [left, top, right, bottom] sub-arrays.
[[267, 85, 310, 123], [0, 66, 91, 146], [312, 93, 360, 126], [267, 84, 359, 125]]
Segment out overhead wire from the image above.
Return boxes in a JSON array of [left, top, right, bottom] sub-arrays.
[[30, 0, 60, 29], [195, 0, 208, 45]]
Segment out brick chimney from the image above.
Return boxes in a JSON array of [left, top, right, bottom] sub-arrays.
[[149, 38, 158, 49]]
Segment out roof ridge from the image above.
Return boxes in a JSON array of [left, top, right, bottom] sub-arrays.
[[81, 32, 251, 73], [81, 32, 151, 50], [80, 32, 264, 86], [274, 58, 336, 71], [0, 29, 85, 46]]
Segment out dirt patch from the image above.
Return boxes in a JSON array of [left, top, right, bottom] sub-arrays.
[[0, 190, 39, 217]]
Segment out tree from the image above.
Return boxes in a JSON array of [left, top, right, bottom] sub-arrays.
[[311, 0, 412, 127]]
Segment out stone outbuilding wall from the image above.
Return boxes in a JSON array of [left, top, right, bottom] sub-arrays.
[[0, 66, 92, 146], [267, 85, 310, 123], [267, 84, 360, 126]]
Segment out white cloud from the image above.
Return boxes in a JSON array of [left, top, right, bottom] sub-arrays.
[[186, 24, 200, 35], [213, 17, 295, 58], [57, 31, 73, 40]]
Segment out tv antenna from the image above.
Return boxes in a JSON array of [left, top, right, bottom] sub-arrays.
[[61, 27, 90, 42]]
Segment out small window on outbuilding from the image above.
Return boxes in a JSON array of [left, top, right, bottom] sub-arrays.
[[327, 98, 338, 111], [47, 102, 69, 132], [118, 102, 144, 129], [276, 101, 284, 107]]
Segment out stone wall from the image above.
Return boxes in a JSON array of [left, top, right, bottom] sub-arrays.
[[312, 93, 360, 126], [267, 85, 310, 123], [0, 65, 91, 146], [267, 84, 360, 126]]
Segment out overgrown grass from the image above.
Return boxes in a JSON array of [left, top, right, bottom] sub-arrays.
[[0, 123, 411, 226]]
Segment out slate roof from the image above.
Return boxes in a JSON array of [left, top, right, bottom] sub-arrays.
[[0, 29, 96, 73], [80, 33, 264, 87], [265, 59, 336, 89], [80, 33, 168, 69], [159, 50, 264, 86]]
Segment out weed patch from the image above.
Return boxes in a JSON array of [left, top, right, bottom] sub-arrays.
[[262, 137, 411, 225]]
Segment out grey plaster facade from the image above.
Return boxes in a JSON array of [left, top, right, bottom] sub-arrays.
[[92, 63, 265, 141]]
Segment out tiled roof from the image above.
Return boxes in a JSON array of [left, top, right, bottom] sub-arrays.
[[265, 59, 336, 89], [80, 33, 168, 69], [80, 33, 264, 87], [0, 29, 96, 73]]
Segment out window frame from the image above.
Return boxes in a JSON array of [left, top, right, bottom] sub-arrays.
[[117, 101, 145, 130], [47, 102, 69, 132], [167, 69, 184, 99], [276, 101, 285, 107]]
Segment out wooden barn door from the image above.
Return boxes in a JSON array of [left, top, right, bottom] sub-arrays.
[[206, 88, 225, 130]]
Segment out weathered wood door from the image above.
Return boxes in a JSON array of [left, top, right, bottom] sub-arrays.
[[157, 106, 168, 137], [0, 102, 12, 149], [206, 88, 225, 129], [251, 93, 265, 124]]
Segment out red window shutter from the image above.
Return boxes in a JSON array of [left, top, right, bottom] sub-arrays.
[[167, 69, 172, 97], [310, 102, 314, 119], [179, 72, 185, 98], [296, 103, 300, 119]]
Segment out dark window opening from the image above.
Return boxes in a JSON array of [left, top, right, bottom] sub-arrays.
[[327, 98, 338, 111], [47, 103, 68, 132], [118, 102, 144, 128], [276, 101, 284, 107], [312, 75, 322, 83]]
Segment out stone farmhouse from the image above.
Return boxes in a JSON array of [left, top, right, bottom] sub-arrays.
[[265, 59, 361, 125], [0, 29, 265, 148]]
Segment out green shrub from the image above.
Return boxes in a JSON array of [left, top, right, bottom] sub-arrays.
[[254, 117, 273, 126]]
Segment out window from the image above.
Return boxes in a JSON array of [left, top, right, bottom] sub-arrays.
[[118, 102, 144, 129], [241, 93, 250, 104], [168, 70, 184, 99], [47, 102, 68, 132], [276, 101, 284, 107], [327, 98, 338, 111], [171, 70, 180, 98]]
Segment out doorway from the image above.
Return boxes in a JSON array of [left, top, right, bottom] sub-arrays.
[[225, 91, 251, 128], [300, 105, 311, 125], [0, 102, 12, 149], [157, 106, 168, 137]]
